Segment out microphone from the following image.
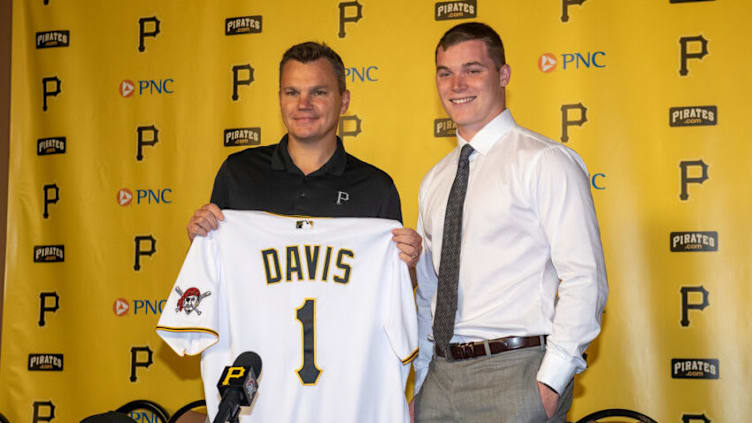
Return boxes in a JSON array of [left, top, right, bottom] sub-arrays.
[[213, 351, 263, 423]]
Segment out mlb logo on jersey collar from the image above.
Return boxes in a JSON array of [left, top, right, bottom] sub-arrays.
[[296, 219, 314, 230]]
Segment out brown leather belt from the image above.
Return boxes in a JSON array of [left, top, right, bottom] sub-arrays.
[[435, 335, 546, 361]]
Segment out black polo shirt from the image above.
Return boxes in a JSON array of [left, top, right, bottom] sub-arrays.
[[210, 135, 402, 222]]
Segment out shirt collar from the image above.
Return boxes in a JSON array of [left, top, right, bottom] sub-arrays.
[[271, 134, 347, 176], [457, 109, 516, 156]]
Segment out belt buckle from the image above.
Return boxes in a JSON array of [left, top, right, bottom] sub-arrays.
[[437, 344, 453, 360], [500, 337, 514, 350]]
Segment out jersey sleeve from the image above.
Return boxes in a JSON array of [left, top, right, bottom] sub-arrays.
[[383, 242, 418, 366], [156, 232, 222, 356]]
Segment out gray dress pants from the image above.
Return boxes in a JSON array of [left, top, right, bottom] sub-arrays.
[[414, 346, 574, 423]]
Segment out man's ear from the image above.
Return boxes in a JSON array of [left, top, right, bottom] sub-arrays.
[[340, 89, 351, 115], [499, 64, 511, 88]]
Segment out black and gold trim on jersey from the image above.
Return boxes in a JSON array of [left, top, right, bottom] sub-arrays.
[[401, 348, 419, 364], [296, 298, 322, 385], [156, 326, 219, 338]]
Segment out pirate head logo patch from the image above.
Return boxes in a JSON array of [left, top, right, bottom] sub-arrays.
[[175, 286, 211, 315]]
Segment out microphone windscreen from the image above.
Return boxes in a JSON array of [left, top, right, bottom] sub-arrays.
[[233, 351, 262, 375]]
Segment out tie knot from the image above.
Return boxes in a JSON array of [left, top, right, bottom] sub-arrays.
[[459, 144, 474, 165]]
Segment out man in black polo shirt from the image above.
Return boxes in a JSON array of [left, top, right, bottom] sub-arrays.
[[187, 41, 421, 266]]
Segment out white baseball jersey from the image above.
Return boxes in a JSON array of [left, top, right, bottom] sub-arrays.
[[157, 210, 418, 423]]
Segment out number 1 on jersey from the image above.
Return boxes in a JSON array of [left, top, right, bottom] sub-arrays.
[[296, 298, 322, 384]]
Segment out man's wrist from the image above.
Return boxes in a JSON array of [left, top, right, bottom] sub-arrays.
[[538, 381, 559, 395]]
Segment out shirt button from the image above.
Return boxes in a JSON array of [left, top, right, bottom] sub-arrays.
[[299, 192, 307, 199]]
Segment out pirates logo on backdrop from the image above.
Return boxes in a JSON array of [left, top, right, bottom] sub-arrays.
[[130, 346, 154, 383], [32, 402, 55, 423], [338, 1, 364, 38], [680, 286, 709, 327], [225, 14, 263, 148], [37, 136, 66, 155], [28, 354, 64, 372], [224, 127, 261, 147], [37, 292, 59, 327], [670, 2, 718, 423], [133, 235, 157, 271]]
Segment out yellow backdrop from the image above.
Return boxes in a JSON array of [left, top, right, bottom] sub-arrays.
[[2, 0, 750, 422]]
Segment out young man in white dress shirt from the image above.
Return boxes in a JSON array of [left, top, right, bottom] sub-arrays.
[[412, 22, 608, 422]]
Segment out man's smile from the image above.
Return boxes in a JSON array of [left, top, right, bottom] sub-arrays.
[[450, 96, 476, 104]]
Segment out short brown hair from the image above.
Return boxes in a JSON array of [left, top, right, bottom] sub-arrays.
[[435, 22, 506, 69], [279, 42, 347, 93]]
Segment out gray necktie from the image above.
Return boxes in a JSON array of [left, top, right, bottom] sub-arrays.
[[433, 143, 474, 357]]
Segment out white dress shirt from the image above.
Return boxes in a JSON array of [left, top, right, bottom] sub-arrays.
[[414, 110, 608, 394]]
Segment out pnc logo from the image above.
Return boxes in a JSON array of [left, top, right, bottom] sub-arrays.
[[345, 66, 379, 83], [117, 188, 173, 205], [114, 298, 129, 316], [539, 51, 606, 72], [114, 298, 166, 316], [120, 80, 135, 97], [118, 188, 134, 206], [538, 53, 557, 73], [120, 78, 174, 97]]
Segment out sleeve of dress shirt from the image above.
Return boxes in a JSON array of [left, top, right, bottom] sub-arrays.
[[531, 145, 609, 394], [413, 195, 438, 395]]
